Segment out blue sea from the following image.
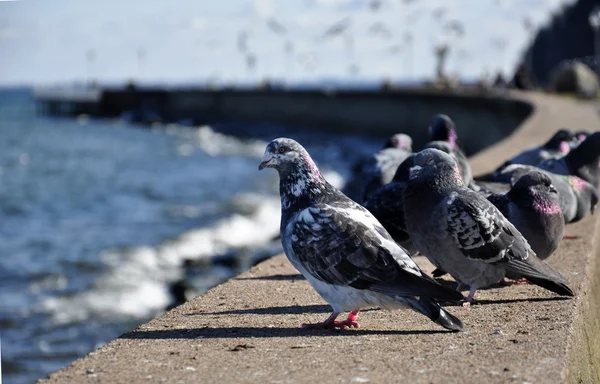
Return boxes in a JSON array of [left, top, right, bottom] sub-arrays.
[[0, 89, 384, 384]]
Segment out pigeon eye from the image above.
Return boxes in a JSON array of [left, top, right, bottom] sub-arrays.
[[278, 147, 286, 154], [426, 158, 434, 165]]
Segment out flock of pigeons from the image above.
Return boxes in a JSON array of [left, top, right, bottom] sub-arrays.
[[258, 114, 599, 332]]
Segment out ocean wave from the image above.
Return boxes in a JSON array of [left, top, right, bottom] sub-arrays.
[[39, 193, 282, 325]]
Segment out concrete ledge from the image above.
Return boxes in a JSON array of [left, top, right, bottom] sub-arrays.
[[39, 92, 600, 384]]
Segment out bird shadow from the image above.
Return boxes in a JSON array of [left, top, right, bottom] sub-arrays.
[[235, 274, 305, 282], [443, 296, 571, 307], [189, 304, 381, 316], [120, 326, 450, 340]]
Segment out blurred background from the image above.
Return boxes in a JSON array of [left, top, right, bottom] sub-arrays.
[[1, 0, 599, 383]]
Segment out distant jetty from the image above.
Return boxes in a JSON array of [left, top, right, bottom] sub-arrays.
[[33, 85, 530, 155]]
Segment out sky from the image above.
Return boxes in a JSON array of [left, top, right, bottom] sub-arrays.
[[0, 0, 575, 86]]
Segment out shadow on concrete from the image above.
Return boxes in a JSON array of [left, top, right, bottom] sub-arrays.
[[236, 274, 304, 281], [443, 296, 571, 307], [120, 326, 449, 340], [190, 304, 331, 316], [189, 305, 382, 316]]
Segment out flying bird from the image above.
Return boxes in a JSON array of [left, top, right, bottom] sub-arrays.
[[259, 138, 464, 331], [403, 149, 575, 305]]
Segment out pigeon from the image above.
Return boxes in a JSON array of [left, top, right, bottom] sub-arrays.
[[487, 164, 597, 224], [570, 130, 590, 149], [363, 154, 418, 255], [424, 140, 472, 187], [403, 148, 575, 304], [259, 138, 464, 331], [343, 133, 413, 203], [427, 114, 472, 186], [504, 129, 574, 166], [538, 131, 600, 188], [433, 171, 566, 279], [486, 171, 564, 261]]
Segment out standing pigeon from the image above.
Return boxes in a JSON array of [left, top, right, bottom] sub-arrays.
[[259, 138, 464, 331], [492, 163, 598, 224], [343, 133, 413, 203], [434, 171, 566, 279], [427, 114, 472, 186], [538, 131, 600, 188], [486, 171, 564, 260], [424, 140, 472, 186], [403, 148, 575, 304], [363, 154, 417, 254], [504, 129, 573, 166]]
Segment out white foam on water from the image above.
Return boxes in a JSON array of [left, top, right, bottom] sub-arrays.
[[37, 124, 348, 326], [39, 193, 282, 325]]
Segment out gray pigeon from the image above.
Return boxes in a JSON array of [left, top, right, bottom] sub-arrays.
[[491, 164, 598, 224], [427, 114, 472, 186], [504, 129, 574, 166], [538, 131, 600, 188], [433, 171, 566, 279], [259, 138, 464, 331], [343, 133, 413, 203], [403, 148, 575, 304], [363, 154, 417, 255], [486, 171, 564, 261], [424, 140, 472, 186]]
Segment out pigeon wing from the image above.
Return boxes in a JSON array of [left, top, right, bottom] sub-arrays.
[[363, 183, 409, 244], [444, 191, 530, 263], [290, 204, 462, 300]]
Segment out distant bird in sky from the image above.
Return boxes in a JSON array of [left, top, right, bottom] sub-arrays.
[[322, 17, 351, 39], [403, 149, 575, 305], [260, 138, 464, 331]]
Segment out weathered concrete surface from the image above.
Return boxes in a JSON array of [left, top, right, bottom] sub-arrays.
[[39, 92, 600, 384]]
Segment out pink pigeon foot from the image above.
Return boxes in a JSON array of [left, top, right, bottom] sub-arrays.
[[301, 311, 360, 329], [462, 286, 477, 307]]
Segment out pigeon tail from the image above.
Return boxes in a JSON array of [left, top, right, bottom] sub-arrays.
[[500, 255, 575, 297], [403, 297, 464, 332]]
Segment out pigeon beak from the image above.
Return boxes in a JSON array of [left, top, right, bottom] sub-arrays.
[[409, 165, 422, 179], [259, 154, 274, 170]]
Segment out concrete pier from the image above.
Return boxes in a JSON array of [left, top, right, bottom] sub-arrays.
[[35, 87, 531, 155], [38, 91, 600, 384]]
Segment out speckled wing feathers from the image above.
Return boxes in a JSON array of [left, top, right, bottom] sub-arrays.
[[290, 204, 462, 300], [445, 192, 529, 264]]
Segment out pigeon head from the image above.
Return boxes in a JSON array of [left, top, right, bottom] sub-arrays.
[[545, 129, 574, 153], [259, 138, 318, 174], [409, 148, 462, 186], [259, 138, 328, 207], [391, 154, 416, 183], [427, 114, 458, 149], [383, 133, 413, 151], [508, 171, 561, 215]]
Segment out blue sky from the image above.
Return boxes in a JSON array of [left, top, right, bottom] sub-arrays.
[[0, 0, 574, 86]]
